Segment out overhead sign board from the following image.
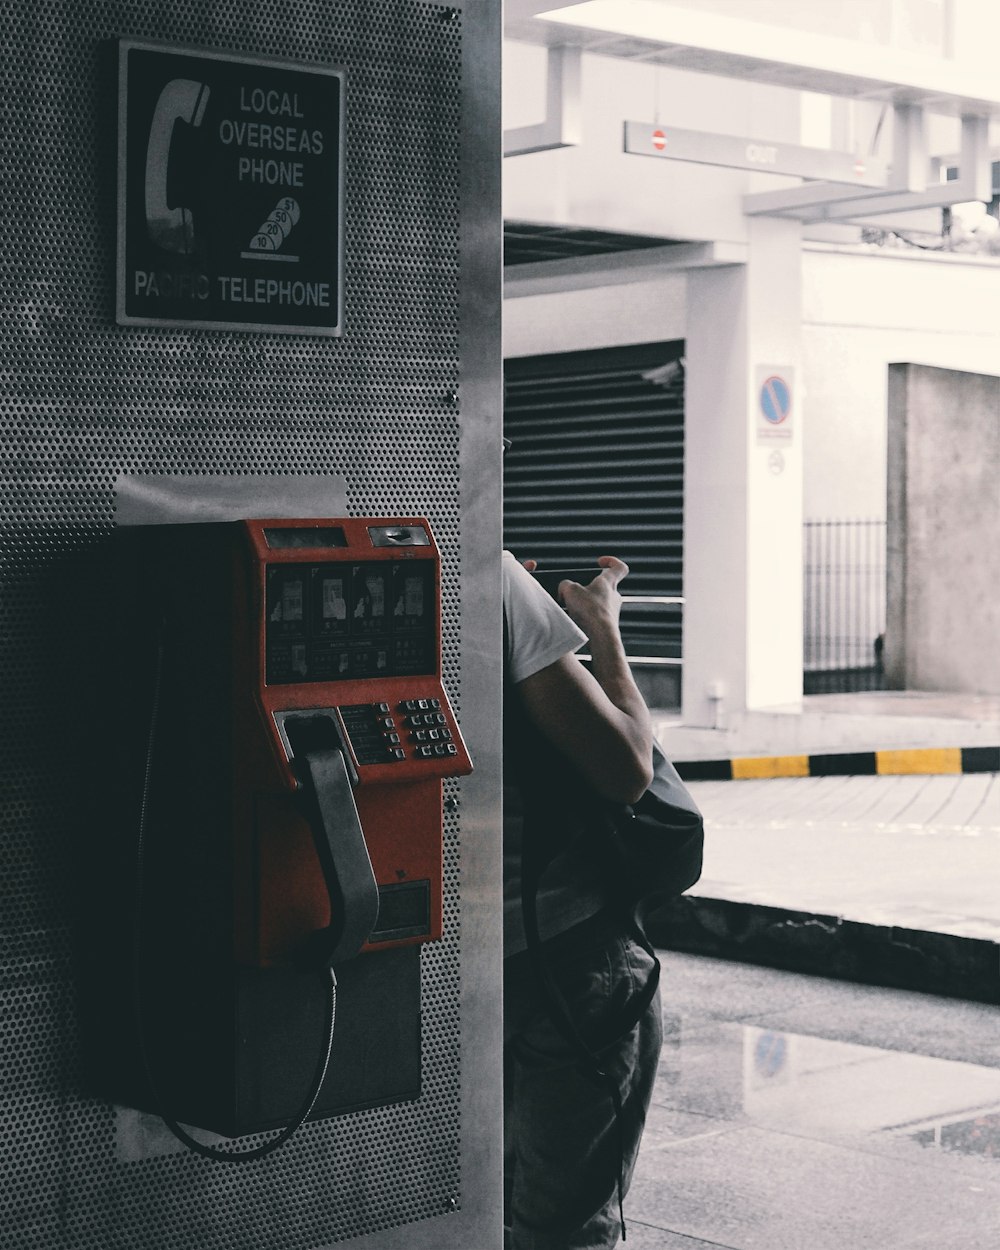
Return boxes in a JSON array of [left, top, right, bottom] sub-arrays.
[[117, 40, 345, 335], [624, 121, 888, 188]]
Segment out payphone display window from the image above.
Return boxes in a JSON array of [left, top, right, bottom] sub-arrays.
[[266, 561, 435, 684], [264, 525, 348, 550]]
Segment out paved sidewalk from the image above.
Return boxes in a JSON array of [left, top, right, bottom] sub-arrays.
[[645, 691, 1000, 1000], [652, 690, 1000, 761], [624, 953, 1000, 1250], [688, 771, 1000, 941], [625, 693, 1000, 1249]]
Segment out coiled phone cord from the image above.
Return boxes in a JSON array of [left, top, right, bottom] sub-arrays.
[[131, 626, 337, 1162]]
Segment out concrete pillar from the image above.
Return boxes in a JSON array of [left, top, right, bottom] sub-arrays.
[[682, 217, 804, 727]]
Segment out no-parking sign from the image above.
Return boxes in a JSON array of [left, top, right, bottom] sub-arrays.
[[755, 366, 794, 442]]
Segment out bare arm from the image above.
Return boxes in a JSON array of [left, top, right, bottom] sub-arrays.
[[516, 556, 653, 804]]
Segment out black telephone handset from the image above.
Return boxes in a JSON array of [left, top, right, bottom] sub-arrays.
[[144, 77, 210, 254], [282, 713, 379, 970]]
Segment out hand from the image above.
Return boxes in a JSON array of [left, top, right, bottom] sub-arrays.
[[558, 556, 628, 636]]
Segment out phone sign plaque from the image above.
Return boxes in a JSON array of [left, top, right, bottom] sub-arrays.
[[117, 40, 344, 335]]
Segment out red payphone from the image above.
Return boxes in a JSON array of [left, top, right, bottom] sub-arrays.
[[231, 517, 472, 969], [86, 516, 471, 1149]]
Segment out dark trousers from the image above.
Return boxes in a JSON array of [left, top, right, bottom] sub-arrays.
[[504, 912, 662, 1250]]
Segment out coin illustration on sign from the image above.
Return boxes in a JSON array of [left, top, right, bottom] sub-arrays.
[[246, 196, 301, 260]]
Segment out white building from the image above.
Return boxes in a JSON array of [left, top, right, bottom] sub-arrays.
[[502, 0, 1000, 721]]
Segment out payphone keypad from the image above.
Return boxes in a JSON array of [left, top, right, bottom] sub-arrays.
[[338, 700, 460, 766]]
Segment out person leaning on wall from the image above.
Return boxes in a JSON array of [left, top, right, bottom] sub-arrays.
[[502, 500, 662, 1249]]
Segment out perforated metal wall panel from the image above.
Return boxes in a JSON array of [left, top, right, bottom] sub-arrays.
[[1, 3, 502, 1248]]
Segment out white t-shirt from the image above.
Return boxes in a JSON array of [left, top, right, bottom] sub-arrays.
[[502, 550, 586, 682], [502, 551, 604, 957]]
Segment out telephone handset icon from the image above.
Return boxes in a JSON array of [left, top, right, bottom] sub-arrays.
[[145, 78, 210, 255]]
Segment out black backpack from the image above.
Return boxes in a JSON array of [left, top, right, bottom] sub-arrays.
[[503, 610, 704, 929]]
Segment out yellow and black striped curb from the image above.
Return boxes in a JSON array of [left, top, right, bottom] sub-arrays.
[[675, 746, 1000, 782]]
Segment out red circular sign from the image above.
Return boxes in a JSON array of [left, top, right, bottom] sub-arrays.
[[652, 129, 666, 151]]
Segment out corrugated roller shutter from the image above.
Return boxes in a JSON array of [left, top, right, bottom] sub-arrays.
[[504, 342, 685, 661]]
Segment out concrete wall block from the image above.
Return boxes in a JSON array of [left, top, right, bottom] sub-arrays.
[[886, 363, 1000, 694]]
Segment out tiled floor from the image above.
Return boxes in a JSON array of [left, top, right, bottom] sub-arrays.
[[692, 772, 998, 829], [687, 772, 1000, 939], [626, 694, 1000, 1245], [626, 953, 1000, 1249], [787, 691, 1000, 723]]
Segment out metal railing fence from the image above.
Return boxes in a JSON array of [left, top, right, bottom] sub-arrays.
[[619, 595, 683, 666], [803, 518, 887, 693]]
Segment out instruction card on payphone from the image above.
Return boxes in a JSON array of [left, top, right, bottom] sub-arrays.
[[265, 561, 434, 683]]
